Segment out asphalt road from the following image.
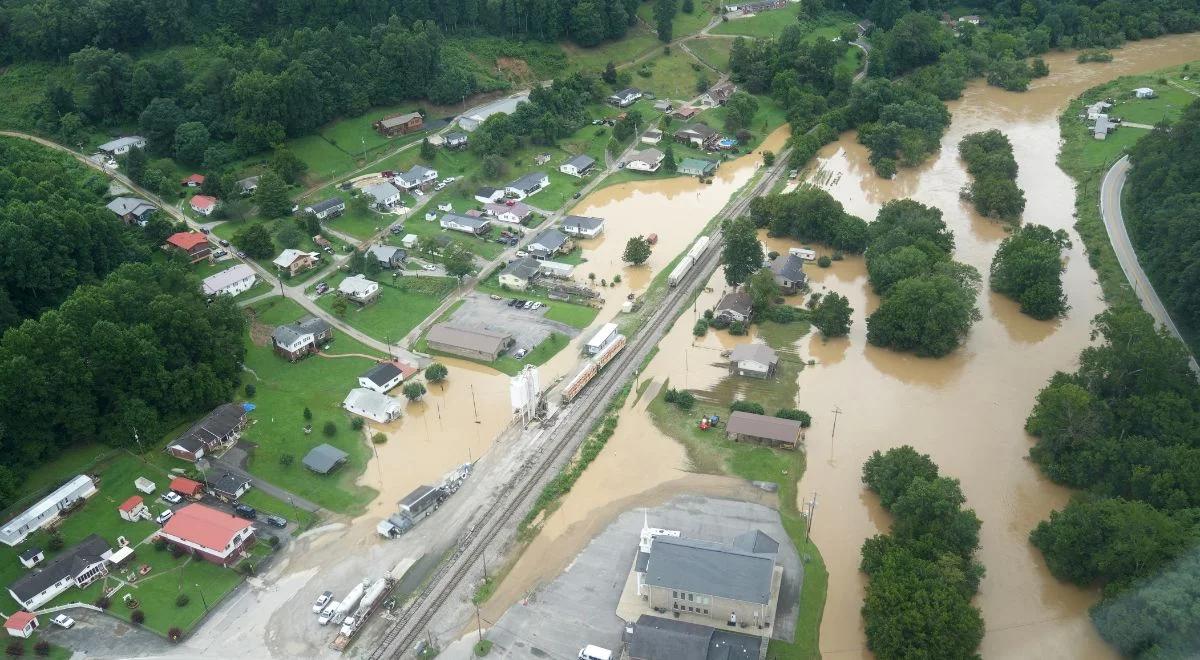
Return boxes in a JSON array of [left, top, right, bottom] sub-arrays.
[[1100, 155, 1199, 373]]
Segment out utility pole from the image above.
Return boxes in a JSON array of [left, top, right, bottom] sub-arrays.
[[804, 492, 818, 543], [471, 384, 481, 424], [475, 605, 484, 644], [829, 405, 843, 462]]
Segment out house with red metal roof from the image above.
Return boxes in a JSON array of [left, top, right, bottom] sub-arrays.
[[118, 495, 148, 522], [158, 503, 255, 566], [189, 194, 219, 216], [169, 477, 205, 498], [181, 173, 206, 187], [165, 232, 212, 264], [3, 611, 37, 639]]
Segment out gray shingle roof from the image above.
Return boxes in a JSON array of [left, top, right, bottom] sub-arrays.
[[9, 534, 110, 603], [362, 362, 403, 387], [378, 112, 421, 129], [564, 154, 595, 171], [363, 182, 400, 203], [441, 213, 490, 231], [628, 615, 711, 660], [211, 472, 250, 497], [508, 172, 548, 193], [769, 254, 806, 282], [306, 197, 344, 214], [172, 403, 246, 454], [561, 215, 604, 232], [502, 257, 541, 281], [729, 343, 778, 367], [302, 444, 349, 474], [725, 412, 803, 445], [644, 534, 776, 605], [106, 197, 156, 217], [530, 229, 567, 252], [716, 290, 752, 315]]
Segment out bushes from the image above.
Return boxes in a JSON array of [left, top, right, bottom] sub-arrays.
[[730, 400, 764, 415], [176, 593, 191, 607], [95, 596, 111, 609], [6, 641, 24, 657], [322, 421, 337, 437], [989, 224, 1070, 319], [350, 417, 365, 430], [958, 130, 1026, 220], [729, 321, 747, 335], [33, 641, 50, 657], [372, 432, 387, 444], [692, 319, 708, 336], [168, 628, 183, 643], [131, 610, 146, 625], [775, 408, 811, 427], [663, 388, 696, 410], [763, 305, 806, 325], [817, 255, 831, 268]]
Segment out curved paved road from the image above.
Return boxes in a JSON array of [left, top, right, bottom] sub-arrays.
[[1100, 155, 1199, 372]]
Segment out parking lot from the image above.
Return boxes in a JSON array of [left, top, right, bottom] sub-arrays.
[[447, 293, 581, 353]]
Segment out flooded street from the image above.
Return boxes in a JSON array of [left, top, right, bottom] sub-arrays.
[[479, 33, 1200, 660]]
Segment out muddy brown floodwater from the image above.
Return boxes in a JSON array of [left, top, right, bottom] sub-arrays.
[[482, 33, 1200, 660]]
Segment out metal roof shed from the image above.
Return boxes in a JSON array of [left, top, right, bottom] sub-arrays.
[[303, 444, 350, 474]]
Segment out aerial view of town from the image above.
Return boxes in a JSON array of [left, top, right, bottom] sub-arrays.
[[0, 0, 1199, 658]]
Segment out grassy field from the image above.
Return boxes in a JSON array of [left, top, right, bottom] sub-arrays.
[[209, 218, 350, 277], [313, 271, 457, 342], [698, 93, 789, 151], [710, 5, 804, 38], [687, 38, 734, 72], [240, 297, 381, 513], [631, 50, 713, 101], [635, 2, 718, 41], [1056, 62, 1200, 312], [562, 27, 662, 75]]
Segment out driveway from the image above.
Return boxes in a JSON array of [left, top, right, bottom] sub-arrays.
[[1100, 156, 1199, 373], [203, 443, 322, 514]]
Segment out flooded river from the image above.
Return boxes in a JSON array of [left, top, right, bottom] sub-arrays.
[[480, 33, 1200, 659]]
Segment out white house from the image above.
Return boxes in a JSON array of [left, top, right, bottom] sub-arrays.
[[1134, 87, 1157, 99], [608, 88, 642, 107], [485, 202, 533, 225], [641, 129, 663, 145], [189, 195, 218, 216], [7, 534, 111, 610], [499, 257, 541, 291], [441, 213, 491, 235], [304, 197, 345, 220], [363, 182, 402, 209], [1085, 100, 1113, 120], [538, 261, 576, 279], [342, 388, 402, 423], [97, 136, 146, 156], [475, 187, 504, 204], [402, 234, 419, 249], [358, 362, 407, 393], [3, 612, 38, 639], [338, 274, 381, 304], [394, 165, 438, 191], [626, 148, 664, 172], [527, 228, 571, 259], [728, 343, 779, 379], [0, 475, 97, 546], [560, 215, 605, 238], [202, 264, 257, 297], [505, 172, 550, 200], [559, 154, 596, 178]]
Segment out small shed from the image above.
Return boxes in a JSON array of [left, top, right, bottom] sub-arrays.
[[134, 476, 156, 494], [17, 548, 43, 569], [3, 612, 37, 639], [1134, 87, 1156, 99], [725, 411, 804, 449], [118, 495, 148, 522], [169, 477, 205, 498], [303, 444, 350, 474]]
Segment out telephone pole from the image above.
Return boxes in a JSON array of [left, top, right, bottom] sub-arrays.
[[829, 405, 843, 462], [804, 492, 818, 543]]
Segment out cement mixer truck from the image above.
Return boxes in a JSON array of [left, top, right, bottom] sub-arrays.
[[330, 579, 367, 625]]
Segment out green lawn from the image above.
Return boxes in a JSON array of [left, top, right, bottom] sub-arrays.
[[636, 2, 718, 40], [710, 5, 804, 38], [209, 218, 350, 278], [285, 135, 359, 182], [687, 38, 734, 72], [631, 50, 713, 101], [237, 489, 318, 532], [314, 271, 457, 343], [562, 28, 662, 75], [1111, 86, 1196, 125], [239, 297, 382, 513], [836, 46, 864, 78], [319, 107, 427, 156], [698, 93, 788, 151]]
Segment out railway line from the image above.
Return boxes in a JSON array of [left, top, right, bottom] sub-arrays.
[[366, 148, 793, 659]]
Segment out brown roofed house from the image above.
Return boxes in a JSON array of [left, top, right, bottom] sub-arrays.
[[725, 411, 803, 449], [374, 111, 423, 137], [426, 324, 514, 362]]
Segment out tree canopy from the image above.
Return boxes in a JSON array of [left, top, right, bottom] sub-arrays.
[[721, 218, 764, 286], [958, 130, 1025, 220], [989, 224, 1069, 319], [749, 187, 869, 253]]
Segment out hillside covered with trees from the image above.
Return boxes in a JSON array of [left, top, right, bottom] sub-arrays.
[[1124, 99, 1200, 345]]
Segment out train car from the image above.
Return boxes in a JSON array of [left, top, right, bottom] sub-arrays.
[[686, 235, 711, 262], [667, 255, 695, 287]]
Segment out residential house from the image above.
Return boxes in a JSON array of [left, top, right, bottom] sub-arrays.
[[1085, 100, 1113, 120], [338, 274, 381, 304], [672, 106, 700, 121], [441, 213, 491, 235], [726, 412, 804, 449], [475, 187, 504, 204], [730, 0, 786, 12], [165, 232, 212, 264], [626, 148, 665, 172], [118, 496, 148, 522], [534, 152, 553, 166], [342, 388, 402, 424], [304, 197, 345, 220], [706, 81, 736, 105], [714, 289, 752, 323], [560, 215, 605, 238], [313, 235, 333, 251], [237, 176, 260, 195], [357, 361, 411, 394], [1093, 114, 1116, 140], [641, 129, 663, 145], [679, 157, 718, 177], [608, 88, 643, 107], [674, 123, 718, 149], [728, 343, 779, 379], [158, 504, 255, 566], [169, 477, 205, 498], [768, 253, 807, 294], [401, 234, 419, 249], [106, 197, 157, 225], [165, 403, 248, 463], [527, 228, 572, 259], [637, 528, 782, 629], [559, 154, 597, 178], [458, 114, 484, 132], [505, 172, 550, 200], [209, 473, 251, 501], [271, 316, 334, 361], [363, 181, 402, 209], [373, 111, 423, 137], [394, 164, 438, 191], [626, 615, 762, 660], [484, 202, 533, 225], [958, 14, 982, 24], [3, 612, 38, 639], [0, 476, 97, 547], [189, 194, 218, 216], [653, 100, 672, 112], [17, 549, 43, 569], [426, 324, 513, 361], [445, 132, 469, 149], [202, 264, 257, 297], [7, 534, 112, 610], [97, 136, 145, 156], [368, 244, 407, 269], [272, 249, 319, 276], [181, 173, 205, 188], [499, 257, 541, 291], [302, 444, 349, 474], [1134, 87, 1157, 99]]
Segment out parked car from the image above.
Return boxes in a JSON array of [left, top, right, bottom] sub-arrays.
[[339, 182, 354, 191], [265, 515, 288, 528], [514, 348, 528, 359], [156, 510, 174, 525], [531, 302, 543, 310], [51, 614, 75, 629], [236, 251, 247, 258], [200, 227, 210, 234], [161, 491, 183, 505], [315, 282, 329, 294], [516, 250, 528, 258], [505, 199, 516, 206], [212, 249, 228, 258], [573, 192, 582, 199], [390, 226, 404, 235], [522, 301, 535, 310], [219, 239, 231, 247], [421, 264, 436, 272], [234, 504, 257, 519], [318, 601, 340, 625], [434, 183, 446, 191], [313, 591, 333, 613], [381, 170, 395, 178], [490, 294, 502, 300]]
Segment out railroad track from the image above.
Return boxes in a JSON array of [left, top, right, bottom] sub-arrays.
[[367, 149, 793, 659]]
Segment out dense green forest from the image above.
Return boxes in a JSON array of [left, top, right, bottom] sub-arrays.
[[989, 224, 1069, 319], [748, 187, 870, 253], [1124, 99, 1200, 345], [860, 446, 985, 659], [958, 129, 1025, 220], [0, 138, 150, 334], [1025, 306, 1200, 658]]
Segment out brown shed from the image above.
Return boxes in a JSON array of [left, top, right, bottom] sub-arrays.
[[725, 411, 803, 449]]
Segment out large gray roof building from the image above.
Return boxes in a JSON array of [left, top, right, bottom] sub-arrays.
[[627, 615, 762, 660], [644, 535, 776, 605]]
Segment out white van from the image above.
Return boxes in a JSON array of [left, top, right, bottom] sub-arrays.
[[578, 645, 612, 660]]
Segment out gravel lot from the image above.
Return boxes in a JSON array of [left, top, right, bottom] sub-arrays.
[[449, 293, 580, 353]]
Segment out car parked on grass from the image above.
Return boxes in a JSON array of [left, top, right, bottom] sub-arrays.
[[161, 491, 182, 505], [315, 282, 329, 294], [265, 515, 287, 528], [234, 504, 257, 519], [155, 510, 174, 525], [313, 591, 333, 613], [51, 614, 75, 629]]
